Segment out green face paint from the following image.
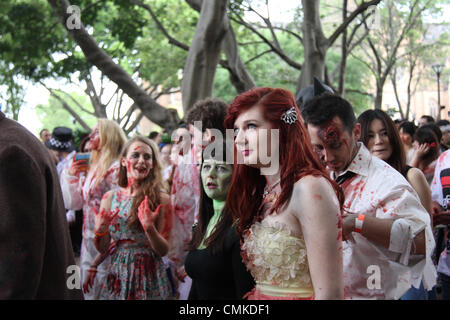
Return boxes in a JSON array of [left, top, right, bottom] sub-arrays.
[[201, 159, 233, 201]]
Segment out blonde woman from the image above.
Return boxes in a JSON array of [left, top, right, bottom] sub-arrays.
[[61, 119, 126, 299]]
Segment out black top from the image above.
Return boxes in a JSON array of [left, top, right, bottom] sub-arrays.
[[402, 165, 413, 178], [185, 225, 255, 300]]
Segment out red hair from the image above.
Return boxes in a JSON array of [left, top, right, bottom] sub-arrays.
[[224, 87, 344, 236]]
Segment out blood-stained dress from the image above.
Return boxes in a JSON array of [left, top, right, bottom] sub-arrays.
[[100, 189, 171, 300], [60, 162, 120, 299]]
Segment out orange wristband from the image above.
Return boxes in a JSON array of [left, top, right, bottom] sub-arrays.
[[354, 214, 365, 233], [94, 229, 108, 237]]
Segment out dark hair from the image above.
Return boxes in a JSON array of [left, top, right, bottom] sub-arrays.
[[185, 98, 228, 134], [399, 121, 416, 137], [421, 123, 442, 142], [40, 128, 49, 136], [224, 87, 344, 236], [413, 126, 440, 165], [302, 93, 356, 133], [80, 135, 91, 153], [149, 131, 160, 140], [357, 110, 406, 173], [188, 143, 234, 254], [420, 115, 435, 124], [436, 119, 450, 127]]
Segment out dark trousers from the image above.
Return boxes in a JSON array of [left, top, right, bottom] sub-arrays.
[[69, 210, 83, 256]]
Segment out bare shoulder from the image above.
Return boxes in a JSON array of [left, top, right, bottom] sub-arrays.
[[407, 167, 428, 185], [290, 175, 340, 221], [293, 175, 334, 198]]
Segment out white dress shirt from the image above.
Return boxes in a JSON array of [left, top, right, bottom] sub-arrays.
[[333, 143, 436, 299]]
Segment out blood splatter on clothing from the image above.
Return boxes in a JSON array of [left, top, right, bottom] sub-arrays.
[[334, 143, 436, 299], [60, 161, 120, 299]]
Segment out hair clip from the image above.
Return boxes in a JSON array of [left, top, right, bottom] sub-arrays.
[[281, 107, 298, 124]]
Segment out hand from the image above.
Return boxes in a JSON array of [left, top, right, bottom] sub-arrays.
[[177, 266, 187, 283], [432, 202, 441, 215], [415, 143, 430, 158], [68, 156, 89, 176], [342, 213, 357, 240], [137, 196, 162, 232], [82, 266, 97, 294], [434, 211, 450, 226], [93, 207, 119, 235]]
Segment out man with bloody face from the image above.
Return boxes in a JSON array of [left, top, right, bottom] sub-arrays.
[[302, 93, 436, 299]]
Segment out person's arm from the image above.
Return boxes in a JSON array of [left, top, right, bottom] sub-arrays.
[[434, 211, 450, 225], [60, 157, 86, 210], [407, 167, 433, 218], [343, 214, 394, 247], [342, 188, 427, 255], [0, 146, 47, 298], [138, 194, 170, 256], [293, 176, 343, 300], [93, 191, 116, 254]]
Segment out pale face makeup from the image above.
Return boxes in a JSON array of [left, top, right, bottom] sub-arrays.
[[121, 141, 154, 183], [233, 104, 275, 169], [201, 159, 233, 201], [366, 119, 393, 161], [89, 124, 100, 151]]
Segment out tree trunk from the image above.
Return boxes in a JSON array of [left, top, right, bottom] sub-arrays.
[[221, 20, 256, 93], [47, 0, 180, 130], [338, 0, 348, 95], [374, 81, 383, 109], [181, 0, 229, 112], [298, 0, 328, 91]]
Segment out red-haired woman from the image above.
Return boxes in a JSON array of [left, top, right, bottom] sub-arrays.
[[225, 87, 344, 300]]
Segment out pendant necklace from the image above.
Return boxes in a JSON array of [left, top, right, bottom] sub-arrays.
[[262, 178, 280, 199]]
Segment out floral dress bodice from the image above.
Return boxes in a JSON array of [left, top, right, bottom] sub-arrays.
[[242, 220, 313, 296]]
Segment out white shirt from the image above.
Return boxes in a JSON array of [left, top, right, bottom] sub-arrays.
[[430, 150, 450, 277], [333, 143, 436, 299]]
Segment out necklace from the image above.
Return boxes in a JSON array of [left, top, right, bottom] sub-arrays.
[[262, 178, 280, 199]]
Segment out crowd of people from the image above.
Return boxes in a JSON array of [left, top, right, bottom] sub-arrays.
[[1, 78, 449, 300]]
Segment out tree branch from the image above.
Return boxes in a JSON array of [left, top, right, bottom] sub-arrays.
[[327, 0, 381, 47], [40, 82, 92, 131], [229, 14, 302, 70], [47, 0, 180, 130], [130, 0, 190, 51]]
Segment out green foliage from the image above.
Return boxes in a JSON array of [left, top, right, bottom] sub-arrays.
[[0, 0, 448, 126], [0, 62, 25, 120], [135, 0, 197, 91], [35, 91, 97, 133], [214, 22, 303, 101]]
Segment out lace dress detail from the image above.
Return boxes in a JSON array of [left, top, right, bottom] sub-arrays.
[[242, 220, 314, 299]]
